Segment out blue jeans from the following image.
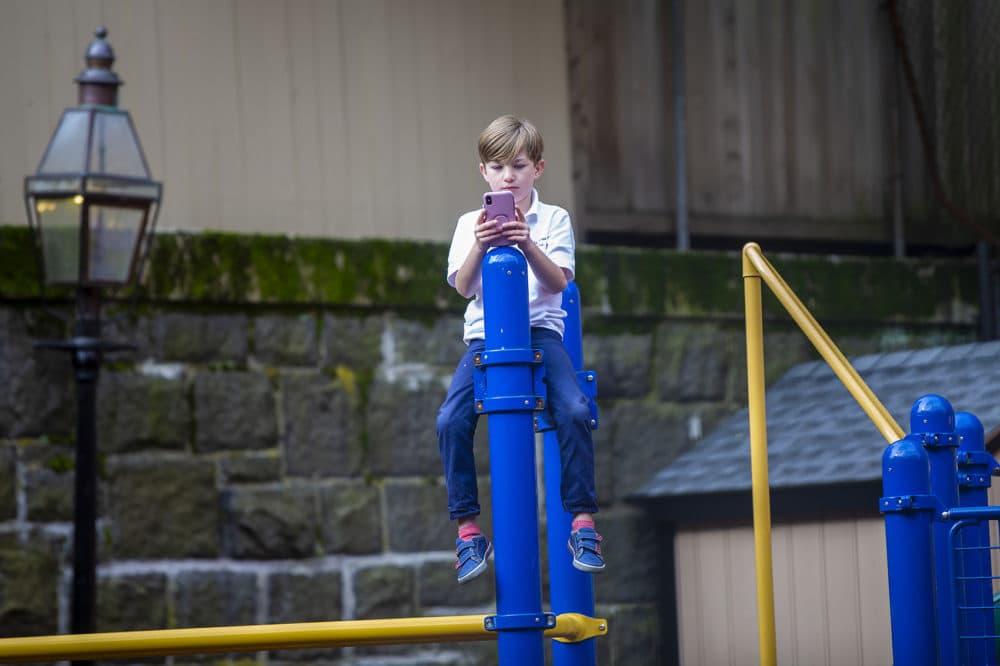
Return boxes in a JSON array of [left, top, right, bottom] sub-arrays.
[[437, 327, 598, 521]]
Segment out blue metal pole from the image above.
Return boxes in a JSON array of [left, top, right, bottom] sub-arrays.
[[544, 282, 597, 666], [881, 431, 938, 665], [912, 394, 959, 666], [481, 247, 545, 665], [956, 411, 995, 664]]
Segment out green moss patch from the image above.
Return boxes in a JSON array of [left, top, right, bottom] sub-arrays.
[[0, 226, 979, 325]]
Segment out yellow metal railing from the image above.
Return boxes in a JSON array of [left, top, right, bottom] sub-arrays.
[[742, 242, 905, 666], [0, 612, 607, 663]]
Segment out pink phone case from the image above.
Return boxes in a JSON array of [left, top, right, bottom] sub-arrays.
[[483, 191, 516, 227]]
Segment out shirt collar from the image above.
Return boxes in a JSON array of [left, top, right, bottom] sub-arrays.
[[524, 189, 540, 221]]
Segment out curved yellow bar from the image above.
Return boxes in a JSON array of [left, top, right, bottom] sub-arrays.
[[741, 242, 905, 666], [743, 243, 904, 443], [0, 613, 608, 663]]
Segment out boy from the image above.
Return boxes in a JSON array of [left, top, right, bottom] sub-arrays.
[[437, 114, 604, 584]]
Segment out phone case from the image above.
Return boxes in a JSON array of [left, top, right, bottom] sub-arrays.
[[483, 190, 516, 226]]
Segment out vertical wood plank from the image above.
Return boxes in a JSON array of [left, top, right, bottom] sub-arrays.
[[675, 530, 703, 665], [855, 517, 892, 665], [822, 520, 864, 666]]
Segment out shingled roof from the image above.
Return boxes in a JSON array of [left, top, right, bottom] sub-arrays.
[[632, 340, 1000, 502]]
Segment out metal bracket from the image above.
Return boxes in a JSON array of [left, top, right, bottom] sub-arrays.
[[957, 471, 991, 489], [551, 612, 610, 643], [880, 494, 940, 513], [534, 369, 600, 433], [484, 612, 557, 632], [918, 432, 959, 449], [473, 347, 546, 415]]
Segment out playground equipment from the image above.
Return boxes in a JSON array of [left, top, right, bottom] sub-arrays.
[[742, 242, 905, 666], [881, 397, 1000, 666], [743, 242, 1000, 665], [0, 245, 606, 664]]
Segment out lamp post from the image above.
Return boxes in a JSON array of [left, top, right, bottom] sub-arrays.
[[23, 27, 161, 656]]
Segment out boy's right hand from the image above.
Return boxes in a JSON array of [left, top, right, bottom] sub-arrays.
[[476, 209, 513, 249]]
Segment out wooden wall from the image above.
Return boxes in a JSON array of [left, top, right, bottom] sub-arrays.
[[565, 0, 973, 248], [0, 0, 574, 242], [675, 518, 892, 665]]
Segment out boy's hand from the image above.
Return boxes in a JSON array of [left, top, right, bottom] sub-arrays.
[[478, 209, 513, 248], [501, 207, 532, 250]]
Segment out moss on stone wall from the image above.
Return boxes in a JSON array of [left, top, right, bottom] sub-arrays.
[[0, 225, 980, 325]]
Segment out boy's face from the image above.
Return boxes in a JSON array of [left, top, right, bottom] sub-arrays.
[[479, 151, 545, 211]]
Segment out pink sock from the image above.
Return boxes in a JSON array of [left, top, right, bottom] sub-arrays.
[[572, 518, 595, 532], [458, 522, 482, 541]]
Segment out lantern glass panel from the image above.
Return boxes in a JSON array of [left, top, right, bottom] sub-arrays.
[[89, 112, 149, 178], [37, 110, 90, 174], [87, 205, 144, 284], [36, 197, 82, 284]]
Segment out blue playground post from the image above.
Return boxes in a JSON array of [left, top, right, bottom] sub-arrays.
[[544, 281, 598, 666], [914, 394, 960, 666], [479, 247, 547, 665], [880, 418, 938, 665], [956, 411, 996, 664]]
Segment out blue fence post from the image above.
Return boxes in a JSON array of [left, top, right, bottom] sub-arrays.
[[479, 247, 547, 665], [913, 394, 959, 666], [544, 281, 598, 666], [956, 411, 996, 664], [881, 428, 938, 665]]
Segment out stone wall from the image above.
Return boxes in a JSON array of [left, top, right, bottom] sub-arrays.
[[0, 227, 981, 665]]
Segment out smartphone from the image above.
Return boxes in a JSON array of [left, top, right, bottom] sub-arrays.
[[483, 190, 516, 246]]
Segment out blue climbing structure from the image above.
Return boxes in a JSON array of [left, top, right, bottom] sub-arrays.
[[475, 247, 600, 665], [881, 394, 1000, 666]]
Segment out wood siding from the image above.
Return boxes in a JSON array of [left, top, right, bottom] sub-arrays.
[[675, 518, 892, 665], [565, 0, 972, 247], [0, 0, 574, 241], [675, 465, 1000, 665]]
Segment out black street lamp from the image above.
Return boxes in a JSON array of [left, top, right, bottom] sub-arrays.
[[23, 26, 161, 654]]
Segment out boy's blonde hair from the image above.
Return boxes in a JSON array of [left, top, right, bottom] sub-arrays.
[[478, 115, 544, 165]]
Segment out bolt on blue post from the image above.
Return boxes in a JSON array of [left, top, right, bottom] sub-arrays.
[[956, 411, 996, 665], [913, 394, 959, 666], [480, 247, 546, 665], [544, 281, 597, 666], [881, 426, 938, 666]]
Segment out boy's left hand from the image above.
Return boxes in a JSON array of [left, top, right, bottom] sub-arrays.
[[499, 207, 533, 250]]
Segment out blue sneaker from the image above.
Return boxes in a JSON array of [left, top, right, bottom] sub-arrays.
[[568, 527, 605, 573], [455, 535, 492, 584]]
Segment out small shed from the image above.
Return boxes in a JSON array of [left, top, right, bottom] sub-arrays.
[[630, 340, 1000, 665]]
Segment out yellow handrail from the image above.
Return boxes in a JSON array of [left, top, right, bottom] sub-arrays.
[[0, 613, 607, 663], [742, 242, 905, 666]]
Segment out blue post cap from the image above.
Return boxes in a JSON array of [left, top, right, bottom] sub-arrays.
[[956, 411, 985, 452], [882, 436, 931, 496], [909, 394, 955, 434]]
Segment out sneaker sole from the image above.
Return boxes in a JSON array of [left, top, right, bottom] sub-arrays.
[[568, 541, 606, 573], [458, 541, 493, 584]]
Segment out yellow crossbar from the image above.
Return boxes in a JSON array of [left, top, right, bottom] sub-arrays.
[[0, 613, 607, 663], [742, 242, 905, 666]]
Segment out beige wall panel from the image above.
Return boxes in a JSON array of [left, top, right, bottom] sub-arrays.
[[675, 528, 703, 665], [1, 0, 574, 242], [822, 521, 863, 665], [150, 1, 245, 232], [855, 518, 892, 664], [676, 518, 891, 665]]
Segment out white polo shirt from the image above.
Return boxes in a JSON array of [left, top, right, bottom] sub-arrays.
[[447, 189, 576, 343]]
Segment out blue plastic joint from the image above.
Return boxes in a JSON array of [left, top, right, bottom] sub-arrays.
[[879, 494, 941, 513], [956, 472, 991, 488], [534, 369, 600, 433], [484, 612, 557, 632], [472, 347, 546, 414], [917, 431, 959, 449]]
